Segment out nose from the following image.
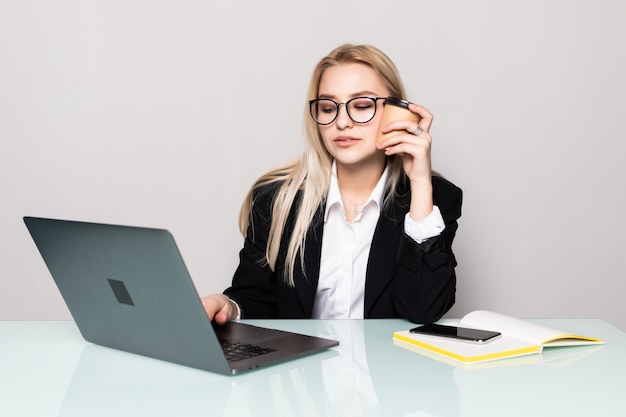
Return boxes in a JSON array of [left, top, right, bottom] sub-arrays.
[[334, 104, 354, 129]]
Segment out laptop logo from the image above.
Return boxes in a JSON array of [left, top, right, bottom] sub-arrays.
[[107, 279, 135, 306]]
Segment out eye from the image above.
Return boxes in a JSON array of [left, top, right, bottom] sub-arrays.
[[350, 98, 375, 111], [318, 100, 337, 113]]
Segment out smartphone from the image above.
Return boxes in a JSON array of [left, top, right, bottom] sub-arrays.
[[409, 323, 501, 344]]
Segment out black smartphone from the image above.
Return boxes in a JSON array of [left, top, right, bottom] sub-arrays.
[[409, 323, 501, 343]]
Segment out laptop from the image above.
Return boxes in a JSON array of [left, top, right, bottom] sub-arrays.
[[23, 216, 338, 375]]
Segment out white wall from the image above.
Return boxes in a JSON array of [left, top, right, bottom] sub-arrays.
[[2, 0, 625, 330]]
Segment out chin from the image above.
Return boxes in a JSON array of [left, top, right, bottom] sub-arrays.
[[334, 153, 383, 168]]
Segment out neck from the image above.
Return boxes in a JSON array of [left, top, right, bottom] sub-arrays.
[[336, 159, 385, 197], [335, 159, 385, 221]]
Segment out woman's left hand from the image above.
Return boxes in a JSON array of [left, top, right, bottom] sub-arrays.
[[377, 103, 433, 184]]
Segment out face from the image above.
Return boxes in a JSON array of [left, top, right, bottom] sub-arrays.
[[316, 63, 390, 169]]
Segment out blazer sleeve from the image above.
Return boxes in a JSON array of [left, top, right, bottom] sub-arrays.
[[223, 184, 281, 318], [392, 176, 463, 324]]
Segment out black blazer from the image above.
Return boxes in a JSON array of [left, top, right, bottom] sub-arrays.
[[224, 176, 462, 324]]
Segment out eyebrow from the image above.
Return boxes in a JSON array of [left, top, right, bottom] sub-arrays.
[[317, 91, 381, 100]]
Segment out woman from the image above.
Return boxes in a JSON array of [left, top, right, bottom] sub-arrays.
[[202, 44, 462, 324]]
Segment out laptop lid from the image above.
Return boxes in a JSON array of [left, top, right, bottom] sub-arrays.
[[23, 216, 338, 375]]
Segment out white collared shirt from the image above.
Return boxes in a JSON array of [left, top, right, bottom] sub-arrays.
[[311, 162, 445, 319]]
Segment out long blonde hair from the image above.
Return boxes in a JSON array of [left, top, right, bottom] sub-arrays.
[[239, 44, 410, 286]]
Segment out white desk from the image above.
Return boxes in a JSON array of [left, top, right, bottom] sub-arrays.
[[1, 318, 624, 417]]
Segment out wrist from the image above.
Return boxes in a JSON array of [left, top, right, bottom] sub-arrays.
[[409, 174, 432, 188], [409, 180, 433, 222]]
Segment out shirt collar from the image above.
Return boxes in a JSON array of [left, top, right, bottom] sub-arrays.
[[324, 160, 389, 222]]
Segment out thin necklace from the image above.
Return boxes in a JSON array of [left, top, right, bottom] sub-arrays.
[[339, 190, 367, 217]]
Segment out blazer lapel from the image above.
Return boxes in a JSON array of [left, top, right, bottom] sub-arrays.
[[364, 196, 406, 316], [293, 206, 325, 317]]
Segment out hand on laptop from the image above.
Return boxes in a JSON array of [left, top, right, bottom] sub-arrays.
[[201, 294, 238, 324]]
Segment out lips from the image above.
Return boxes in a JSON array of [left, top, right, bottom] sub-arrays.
[[333, 136, 361, 147]]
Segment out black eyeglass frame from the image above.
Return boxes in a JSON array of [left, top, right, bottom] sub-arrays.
[[308, 96, 387, 125]]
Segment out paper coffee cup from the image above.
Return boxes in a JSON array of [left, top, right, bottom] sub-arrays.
[[377, 98, 421, 145]]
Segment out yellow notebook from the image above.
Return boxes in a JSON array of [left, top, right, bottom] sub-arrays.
[[393, 310, 604, 364]]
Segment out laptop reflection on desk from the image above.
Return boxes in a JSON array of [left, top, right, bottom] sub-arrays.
[[58, 343, 339, 417]]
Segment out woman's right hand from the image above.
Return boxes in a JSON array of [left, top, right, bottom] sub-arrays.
[[201, 294, 238, 324]]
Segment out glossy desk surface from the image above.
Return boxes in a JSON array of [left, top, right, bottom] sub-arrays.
[[1, 318, 624, 417]]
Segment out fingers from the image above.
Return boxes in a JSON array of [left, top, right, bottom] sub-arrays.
[[200, 296, 218, 321], [409, 103, 433, 132], [201, 294, 233, 325], [380, 103, 433, 138], [377, 125, 432, 153], [378, 102, 432, 151], [380, 134, 431, 159], [377, 115, 433, 181], [214, 310, 231, 325]]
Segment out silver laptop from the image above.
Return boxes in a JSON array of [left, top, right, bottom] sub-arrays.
[[23, 216, 338, 375]]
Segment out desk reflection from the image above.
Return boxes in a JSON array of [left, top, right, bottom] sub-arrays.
[[57, 320, 460, 417], [2, 319, 621, 417]]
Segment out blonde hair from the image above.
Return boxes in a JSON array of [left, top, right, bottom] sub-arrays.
[[239, 44, 410, 286]]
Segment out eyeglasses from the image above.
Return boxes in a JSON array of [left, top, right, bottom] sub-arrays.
[[309, 96, 386, 125]]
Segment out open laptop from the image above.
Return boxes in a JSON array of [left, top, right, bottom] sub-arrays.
[[23, 216, 338, 375]]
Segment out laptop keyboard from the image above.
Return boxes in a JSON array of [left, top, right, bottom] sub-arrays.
[[220, 340, 277, 362]]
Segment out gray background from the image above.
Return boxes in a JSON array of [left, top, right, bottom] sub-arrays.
[[2, 0, 625, 330]]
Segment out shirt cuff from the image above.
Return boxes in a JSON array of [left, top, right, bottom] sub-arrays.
[[404, 205, 445, 244], [230, 298, 242, 320]]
